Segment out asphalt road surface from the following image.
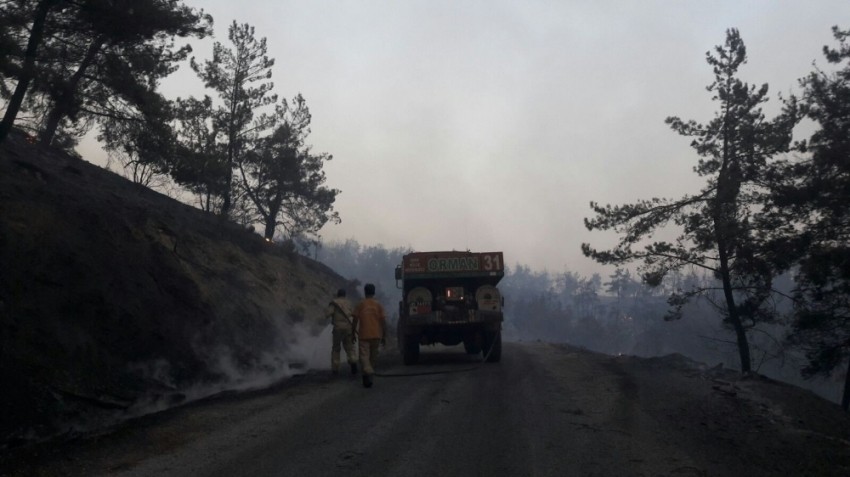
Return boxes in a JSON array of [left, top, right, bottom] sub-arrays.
[[6, 341, 842, 477]]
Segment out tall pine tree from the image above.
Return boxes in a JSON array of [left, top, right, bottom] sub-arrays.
[[582, 29, 799, 373], [190, 21, 277, 217]]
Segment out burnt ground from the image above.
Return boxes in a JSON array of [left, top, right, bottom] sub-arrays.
[[0, 130, 351, 447], [1, 343, 848, 477]]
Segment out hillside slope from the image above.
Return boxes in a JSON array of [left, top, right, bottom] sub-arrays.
[[0, 131, 350, 446]]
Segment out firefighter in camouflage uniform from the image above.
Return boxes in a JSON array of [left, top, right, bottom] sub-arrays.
[[326, 289, 358, 375]]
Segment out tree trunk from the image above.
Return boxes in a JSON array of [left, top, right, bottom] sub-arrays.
[[718, 254, 751, 373], [220, 165, 232, 217], [204, 189, 212, 213], [842, 357, 850, 411], [0, 0, 58, 145], [714, 177, 750, 372], [263, 219, 275, 240], [715, 102, 751, 373], [263, 201, 281, 240], [220, 84, 240, 218], [714, 187, 751, 373], [39, 35, 105, 146]]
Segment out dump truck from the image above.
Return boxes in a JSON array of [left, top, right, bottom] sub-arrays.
[[395, 251, 504, 365]]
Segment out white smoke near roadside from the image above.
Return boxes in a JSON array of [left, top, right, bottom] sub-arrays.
[[288, 322, 333, 371], [27, 319, 339, 445], [122, 321, 334, 420]]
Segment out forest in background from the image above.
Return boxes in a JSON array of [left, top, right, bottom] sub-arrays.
[[317, 239, 841, 403]]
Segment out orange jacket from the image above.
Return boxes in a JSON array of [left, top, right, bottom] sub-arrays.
[[353, 297, 386, 340]]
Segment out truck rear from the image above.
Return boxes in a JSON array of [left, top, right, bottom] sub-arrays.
[[395, 251, 504, 365]]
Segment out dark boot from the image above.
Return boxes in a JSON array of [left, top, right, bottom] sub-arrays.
[[362, 374, 373, 388], [350, 362, 358, 375]]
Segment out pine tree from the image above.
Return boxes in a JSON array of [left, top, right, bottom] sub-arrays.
[[582, 29, 799, 373], [239, 95, 340, 240], [190, 21, 277, 217], [0, 0, 210, 147], [171, 95, 228, 213]]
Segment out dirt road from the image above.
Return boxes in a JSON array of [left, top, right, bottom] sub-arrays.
[[3, 342, 848, 477]]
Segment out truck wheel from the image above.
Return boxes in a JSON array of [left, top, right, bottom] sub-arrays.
[[402, 335, 420, 365], [483, 331, 502, 363]]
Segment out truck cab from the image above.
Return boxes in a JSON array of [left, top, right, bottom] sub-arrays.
[[395, 251, 504, 364]]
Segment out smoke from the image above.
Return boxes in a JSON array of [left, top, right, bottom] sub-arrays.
[[121, 322, 334, 421], [14, 320, 340, 446], [289, 323, 333, 371]]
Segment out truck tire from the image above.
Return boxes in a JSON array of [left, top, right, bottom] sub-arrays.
[[402, 335, 420, 365], [483, 331, 502, 363]]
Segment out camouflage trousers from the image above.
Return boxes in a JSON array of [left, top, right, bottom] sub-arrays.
[[358, 339, 381, 376], [331, 328, 357, 371]]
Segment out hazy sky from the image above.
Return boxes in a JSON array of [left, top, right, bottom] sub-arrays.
[[79, 1, 850, 276]]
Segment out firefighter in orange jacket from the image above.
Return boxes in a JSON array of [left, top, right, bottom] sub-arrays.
[[352, 283, 386, 388], [326, 289, 358, 375]]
